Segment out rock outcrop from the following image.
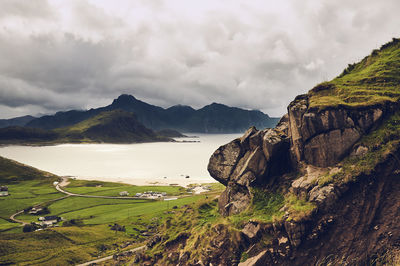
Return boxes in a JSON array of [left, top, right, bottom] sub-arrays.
[[207, 83, 400, 265], [208, 92, 396, 216], [208, 116, 291, 215], [287, 94, 390, 167]]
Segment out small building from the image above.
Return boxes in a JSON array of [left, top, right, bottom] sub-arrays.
[[119, 191, 129, 196], [29, 207, 43, 215], [53, 181, 59, 186], [39, 216, 61, 226], [135, 193, 142, 197], [0, 186, 8, 196]]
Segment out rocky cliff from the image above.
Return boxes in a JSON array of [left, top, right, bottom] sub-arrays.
[[132, 39, 400, 266], [205, 39, 400, 265]]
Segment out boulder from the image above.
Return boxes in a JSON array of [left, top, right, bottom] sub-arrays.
[[208, 139, 242, 186], [308, 184, 339, 209], [242, 221, 262, 242], [218, 183, 252, 216], [208, 125, 291, 215]]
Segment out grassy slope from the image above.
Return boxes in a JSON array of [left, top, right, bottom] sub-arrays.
[[309, 38, 400, 110], [0, 156, 220, 265]]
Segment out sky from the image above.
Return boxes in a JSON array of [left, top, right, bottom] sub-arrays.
[[0, 0, 400, 119]]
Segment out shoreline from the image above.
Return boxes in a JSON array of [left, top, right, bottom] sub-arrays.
[[66, 175, 218, 188]]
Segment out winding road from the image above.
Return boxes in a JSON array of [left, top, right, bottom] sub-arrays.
[[55, 178, 143, 200], [9, 177, 147, 226]]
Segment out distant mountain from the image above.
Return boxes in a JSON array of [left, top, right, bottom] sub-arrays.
[[0, 110, 171, 145], [56, 109, 170, 143], [182, 103, 276, 133], [0, 115, 35, 128], [23, 94, 279, 133], [0, 126, 58, 144]]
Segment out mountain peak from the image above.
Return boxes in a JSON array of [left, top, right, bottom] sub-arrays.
[[111, 94, 138, 106]]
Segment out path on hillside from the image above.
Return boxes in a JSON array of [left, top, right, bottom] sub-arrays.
[[56, 177, 145, 200], [9, 195, 70, 225], [76, 245, 146, 266], [10, 176, 179, 225], [9, 210, 27, 225]]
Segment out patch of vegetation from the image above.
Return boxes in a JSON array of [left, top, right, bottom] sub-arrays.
[[240, 251, 249, 262], [284, 193, 316, 222], [0, 156, 57, 183], [0, 225, 132, 265], [228, 188, 285, 229], [309, 38, 400, 110], [370, 247, 400, 266]]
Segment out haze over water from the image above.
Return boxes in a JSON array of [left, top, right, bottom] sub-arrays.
[[0, 134, 240, 186]]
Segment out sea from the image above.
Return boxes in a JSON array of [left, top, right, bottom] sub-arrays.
[[0, 134, 241, 186]]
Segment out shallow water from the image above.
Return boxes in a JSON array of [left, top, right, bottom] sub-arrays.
[[0, 134, 240, 186]]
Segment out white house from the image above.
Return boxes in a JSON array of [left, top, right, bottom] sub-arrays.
[[0, 186, 8, 196], [119, 191, 129, 196]]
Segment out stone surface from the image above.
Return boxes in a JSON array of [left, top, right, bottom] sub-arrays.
[[208, 125, 291, 215], [218, 183, 252, 216], [287, 94, 386, 167], [238, 250, 269, 266], [284, 221, 305, 247], [308, 184, 338, 208], [242, 221, 262, 242], [208, 139, 242, 186]]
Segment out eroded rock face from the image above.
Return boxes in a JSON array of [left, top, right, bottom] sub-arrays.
[[209, 93, 392, 218], [288, 95, 386, 167], [208, 122, 291, 216]]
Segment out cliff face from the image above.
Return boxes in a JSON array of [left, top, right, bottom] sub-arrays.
[[207, 39, 400, 265], [207, 98, 400, 266]]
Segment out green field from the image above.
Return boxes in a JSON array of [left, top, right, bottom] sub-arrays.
[[64, 179, 186, 196], [0, 156, 223, 265]]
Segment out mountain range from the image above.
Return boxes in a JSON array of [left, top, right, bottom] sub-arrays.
[[2, 95, 279, 133], [0, 110, 172, 144]]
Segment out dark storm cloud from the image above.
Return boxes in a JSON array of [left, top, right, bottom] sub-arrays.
[[0, 0, 400, 118]]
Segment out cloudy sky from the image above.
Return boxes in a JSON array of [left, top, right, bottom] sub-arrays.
[[0, 0, 399, 119]]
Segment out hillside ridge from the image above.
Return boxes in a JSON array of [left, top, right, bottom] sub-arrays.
[[22, 95, 279, 133]]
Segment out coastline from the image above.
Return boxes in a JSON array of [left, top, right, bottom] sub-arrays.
[[69, 175, 217, 188]]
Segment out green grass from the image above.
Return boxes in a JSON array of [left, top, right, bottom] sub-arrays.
[[284, 194, 316, 222], [0, 180, 62, 221], [309, 38, 400, 110], [0, 224, 132, 265], [0, 156, 57, 183], [227, 189, 285, 229], [47, 195, 204, 225]]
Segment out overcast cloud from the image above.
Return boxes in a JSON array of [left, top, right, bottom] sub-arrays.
[[0, 0, 400, 118]]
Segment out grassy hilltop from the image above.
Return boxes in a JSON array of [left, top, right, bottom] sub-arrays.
[[309, 38, 400, 110]]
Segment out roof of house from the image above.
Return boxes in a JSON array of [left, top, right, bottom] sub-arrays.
[[0, 186, 8, 191], [44, 216, 60, 221]]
